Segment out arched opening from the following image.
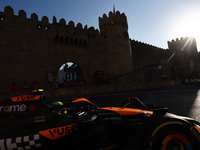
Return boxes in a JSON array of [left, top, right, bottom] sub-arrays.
[[57, 62, 83, 87]]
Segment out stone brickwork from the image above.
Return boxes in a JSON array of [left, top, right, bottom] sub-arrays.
[[0, 6, 135, 93], [131, 40, 170, 81], [131, 37, 200, 80], [166, 37, 200, 79], [99, 11, 133, 80]]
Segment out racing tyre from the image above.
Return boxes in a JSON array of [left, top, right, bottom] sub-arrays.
[[149, 126, 199, 150]]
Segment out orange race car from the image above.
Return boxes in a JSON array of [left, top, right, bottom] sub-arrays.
[[0, 89, 200, 150]]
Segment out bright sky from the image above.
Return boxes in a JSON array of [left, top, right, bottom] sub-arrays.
[[1, 0, 200, 51]]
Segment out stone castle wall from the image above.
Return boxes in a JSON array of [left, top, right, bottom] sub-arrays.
[[0, 6, 104, 92], [131, 36, 200, 80], [0, 6, 199, 95], [131, 40, 170, 81], [0, 6, 135, 93]]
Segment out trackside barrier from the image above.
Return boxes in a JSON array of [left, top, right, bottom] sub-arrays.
[[0, 80, 181, 100]]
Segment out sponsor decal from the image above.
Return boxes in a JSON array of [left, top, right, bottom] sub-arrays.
[[0, 134, 41, 150], [11, 95, 41, 102], [29, 104, 37, 110], [34, 115, 46, 123], [104, 117, 121, 121], [39, 123, 77, 140], [190, 127, 200, 141], [0, 104, 26, 112], [129, 118, 142, 121]]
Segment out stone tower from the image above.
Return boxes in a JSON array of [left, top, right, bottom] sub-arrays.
[[99, 11, 133, 82], [167, 37, 199, 78]]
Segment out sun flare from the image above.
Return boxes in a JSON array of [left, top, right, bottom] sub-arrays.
[[174, 13, 200, 49], [178, 18, 200, 38]]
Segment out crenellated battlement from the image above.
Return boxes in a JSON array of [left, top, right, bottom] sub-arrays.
[[167, 37, 196, 49], [54, 27, 100, 47], [99, 10, 128, 30], [0, 6, 102, 50], [131, 39, 165, 50], [0, 6, 100, 35]]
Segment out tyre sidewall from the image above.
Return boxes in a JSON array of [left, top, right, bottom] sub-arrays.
[[151, 125, 198, 150]]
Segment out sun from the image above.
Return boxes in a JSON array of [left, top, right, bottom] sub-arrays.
[[173, 12, 200, 50], [177, 17, 200, 39]]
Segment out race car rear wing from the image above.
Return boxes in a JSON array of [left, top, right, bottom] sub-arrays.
[[10, 89, 46, 103]]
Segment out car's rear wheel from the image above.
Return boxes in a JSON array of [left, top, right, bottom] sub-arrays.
[[159, 132, 193, 150], [150, 127, 198, 150]]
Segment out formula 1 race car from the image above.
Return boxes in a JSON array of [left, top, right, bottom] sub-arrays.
[[0, 89, 200, 150]]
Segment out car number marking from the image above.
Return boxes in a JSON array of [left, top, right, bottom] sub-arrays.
[[38, 123, 77, 140]]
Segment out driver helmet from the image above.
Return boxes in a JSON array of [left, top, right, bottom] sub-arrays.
[[50, 101, 67, 115]]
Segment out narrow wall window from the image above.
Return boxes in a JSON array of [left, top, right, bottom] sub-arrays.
[[65, 37, 69, 45], [79, 39, 82, 47], [83, 40, 87, 47], [0, 16, 4, 21], [55, 35, 58, 42], [70, 38, 73, 46], [38, 24, 42, 29], [45, 26, 49, 30], [75, 38, 78, 46], [60, 36, 64, 44]]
